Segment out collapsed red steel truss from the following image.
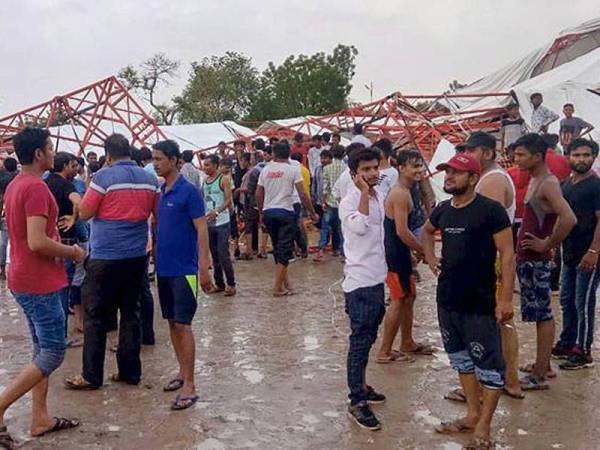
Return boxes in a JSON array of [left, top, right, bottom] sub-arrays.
[[0, 76, 166, 154], [253, 91, 512, 160]]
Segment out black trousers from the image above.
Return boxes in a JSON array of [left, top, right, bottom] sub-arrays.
[[82, 256, 147, 386]]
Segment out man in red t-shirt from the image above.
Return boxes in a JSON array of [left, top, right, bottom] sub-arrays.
[[0, 128, 85, 444]]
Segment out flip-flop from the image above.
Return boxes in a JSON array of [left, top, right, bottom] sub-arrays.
[[444, 388, 467, 403], [64, 375, 100, 391], [519, 363, 557, 378], [503, 388, 525, 399], [376, 351, 414, 364], [404, 343, 436, 355], [273, 290, 295, 297], [520, 374, 550, 391], [462, 437, 495, 450], [32, 417, 80, 437], [163, 377, 184, 392], [66, 338, 83, 348], [0, 426, 15, 450], [434, 419, 475, 435], [171, 394, 199, 411], [109, 374, 139, 385]]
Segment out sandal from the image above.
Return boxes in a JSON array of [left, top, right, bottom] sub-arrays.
[[0, 426, 15, 450], [206, 286, 225, 294], [64, 375, 99, 391], [109, 373, 139, 385], [519, 363, 556, 378], [32, 417, 80, 437], [163, 377, 184, 392], [463, 437, 495, 450], [444, 387, 467, 403], [257, 253, 267, 259], [273, 290, 295, 297], [403, 343, 436, 355], [520, 374, 549, 391], [376, 350, 414, 364], [66, 338, 83, 348], [434, 419, 475, 435], [171, 394, 199, 411], [224, 286, 237, 297], [503, 388, 525, 399]]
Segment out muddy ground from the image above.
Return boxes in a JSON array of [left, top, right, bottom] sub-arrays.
[[1, 253, 599, 450]]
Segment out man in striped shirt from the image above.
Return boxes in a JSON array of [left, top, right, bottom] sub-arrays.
[[320, 145, 347, 258], [65, 134, 160, 390]]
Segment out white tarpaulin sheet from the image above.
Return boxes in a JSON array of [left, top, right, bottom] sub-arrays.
[[427, 138, 455, 203]]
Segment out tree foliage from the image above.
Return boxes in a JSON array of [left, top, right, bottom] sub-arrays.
[[246, 44, 358, 121], [174, 52, 260, 124], [118, 53, 180, 125]]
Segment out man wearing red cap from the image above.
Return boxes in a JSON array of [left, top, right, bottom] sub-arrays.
[[423, 153, 515, 449]]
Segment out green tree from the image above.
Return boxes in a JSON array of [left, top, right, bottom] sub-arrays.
[[118, 53, 180, 125], [246, 44, 358, 121], [174, 52, 260, 123]]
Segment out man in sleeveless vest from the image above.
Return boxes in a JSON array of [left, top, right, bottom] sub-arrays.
[[513, 133, 576, 391]]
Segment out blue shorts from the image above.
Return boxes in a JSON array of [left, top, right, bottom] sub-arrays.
[[437, 305, 505, 390], [158, 275, 198, 325], [517, 260, 553, 322]]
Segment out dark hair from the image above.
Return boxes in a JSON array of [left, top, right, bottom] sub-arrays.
[[12, 127, 51, 165], [182, 150, 194, 163], [233, 140, 245, 147], [513, 133, 547, 158], [217, 141, 226, 146], [87, 151, 97, 158], [290, 152, 303, 163], [331, 144, 346, 159], [345, 142, 366, 159], [540, 133, 559, 150], [374, 138, 393, 158], [294, 132, 304, 143], [397, 149, 423, 167], [76, 157, 85, 167], [353, 123, 364, 135], [98, 156, 106, 167], [52, 151, 76, 173], [221, 158, 233, 168], [273, 142, 290, 159], [131, 148, 142, 166], [507, 103, 519, 110], [332, 132, 341, 140], [349, 147, 379, 173], [563, 103, 574, 109], [3, 157, 18, 172], [312, 134, 322, 141], [152, 140, 181, 160], [88, 161, 102, 173], [205, 154, 220, 167], [140, 146, 153, 162], [566, 137, 599, 156], [530, 92, 543, 100], [254, 138, 266, 151], [322, 132, 331, 142], [104, 134, 131, 159], [269, 137, 279, 144], [264, 145, 273, 155], [320, 149, 333, 160], [242, 152, 252, 163]]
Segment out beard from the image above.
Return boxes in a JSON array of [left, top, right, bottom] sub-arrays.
[[443, 184, 469, 195], [571, 163, 592, 174]]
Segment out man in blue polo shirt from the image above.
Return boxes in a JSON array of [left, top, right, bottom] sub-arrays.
[[152, 139, 213, 411]]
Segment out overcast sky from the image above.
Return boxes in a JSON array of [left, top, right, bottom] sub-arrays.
[[0, 0, 596, 117]]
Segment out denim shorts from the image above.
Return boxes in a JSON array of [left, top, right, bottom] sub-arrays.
[[12, 290, 67, 376], [517, 260, 553, 322]]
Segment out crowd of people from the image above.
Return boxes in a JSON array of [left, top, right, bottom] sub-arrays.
[[0, 94, 598, 449]]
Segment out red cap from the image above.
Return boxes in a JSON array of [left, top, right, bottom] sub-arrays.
[[436, 153, 481, 175]]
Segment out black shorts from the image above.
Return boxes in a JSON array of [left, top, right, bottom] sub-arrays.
[[437, 304, 505, 389], [244, 206, 259, 236], [158, 275, 198, 325], [263, 212, 295, 266]]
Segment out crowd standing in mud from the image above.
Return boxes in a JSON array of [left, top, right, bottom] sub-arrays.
[[0, 96, 599, 450]]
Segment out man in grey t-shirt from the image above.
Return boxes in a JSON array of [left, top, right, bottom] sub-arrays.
[[560, 103, 594, 148]]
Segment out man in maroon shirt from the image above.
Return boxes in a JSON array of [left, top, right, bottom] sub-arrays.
[[0, 128, 85, 446]]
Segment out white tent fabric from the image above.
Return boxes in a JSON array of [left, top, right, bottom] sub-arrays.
[[427, 139, 455, 203]]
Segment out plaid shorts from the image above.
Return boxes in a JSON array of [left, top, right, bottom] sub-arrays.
[[517, 260, 553, 322]]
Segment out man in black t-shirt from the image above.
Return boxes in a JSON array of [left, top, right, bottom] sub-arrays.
[[423, 153, 514, 449], [0, 157, 19, 279], [555, 138, 600, 370], [45, 152, 82, 346]]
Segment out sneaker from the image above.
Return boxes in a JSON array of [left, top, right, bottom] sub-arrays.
[[347, 403, 381, 431], [365, 386, 386, 404], [559, 353, 594, 370], [288, 257, 297, 263], [552, 343, 576, 360]]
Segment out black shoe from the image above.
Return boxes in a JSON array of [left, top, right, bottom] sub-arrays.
[[559, 352, 594, 370], [347, 403, 381, 431], [552, 343, 576, 360], [365, 386, 386, 404]]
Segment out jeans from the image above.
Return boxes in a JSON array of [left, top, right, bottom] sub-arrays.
[[318, 207, 343, 251], [12, 290, 66, 376], [81, 256, 147, 386], [293, 203, 308, 254], [558, 262, 600, 352], [141, 257, 155, 345], [0, 218, 8, 266], [345, 283, 385, 405], [208, 224, 235, 288]]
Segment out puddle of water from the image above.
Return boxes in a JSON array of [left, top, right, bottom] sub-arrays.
[[196, 438, 227, 450], [243, 370, 264, 384], [517, 429, 528, 435], [304, 336, 320, 351], [323, 411, 340, 418], [440, 443, 462, 450], [414, 409, 439, 426], [302, 414, 320, 425], [551, 445, 564, 449], [302, 373, 315, 380], [108, 425, 121, 432], [225, 413, 250, 422]]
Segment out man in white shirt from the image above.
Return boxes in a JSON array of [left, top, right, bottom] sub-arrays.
[[307, 135, 324, 177], [530, 93, 559, 133], [340, 147, 387, 431], [333, 142, 367, 202], [351, 123, 372, 148], [256, 143, 318, 296], [374, 139, 398, 199]]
